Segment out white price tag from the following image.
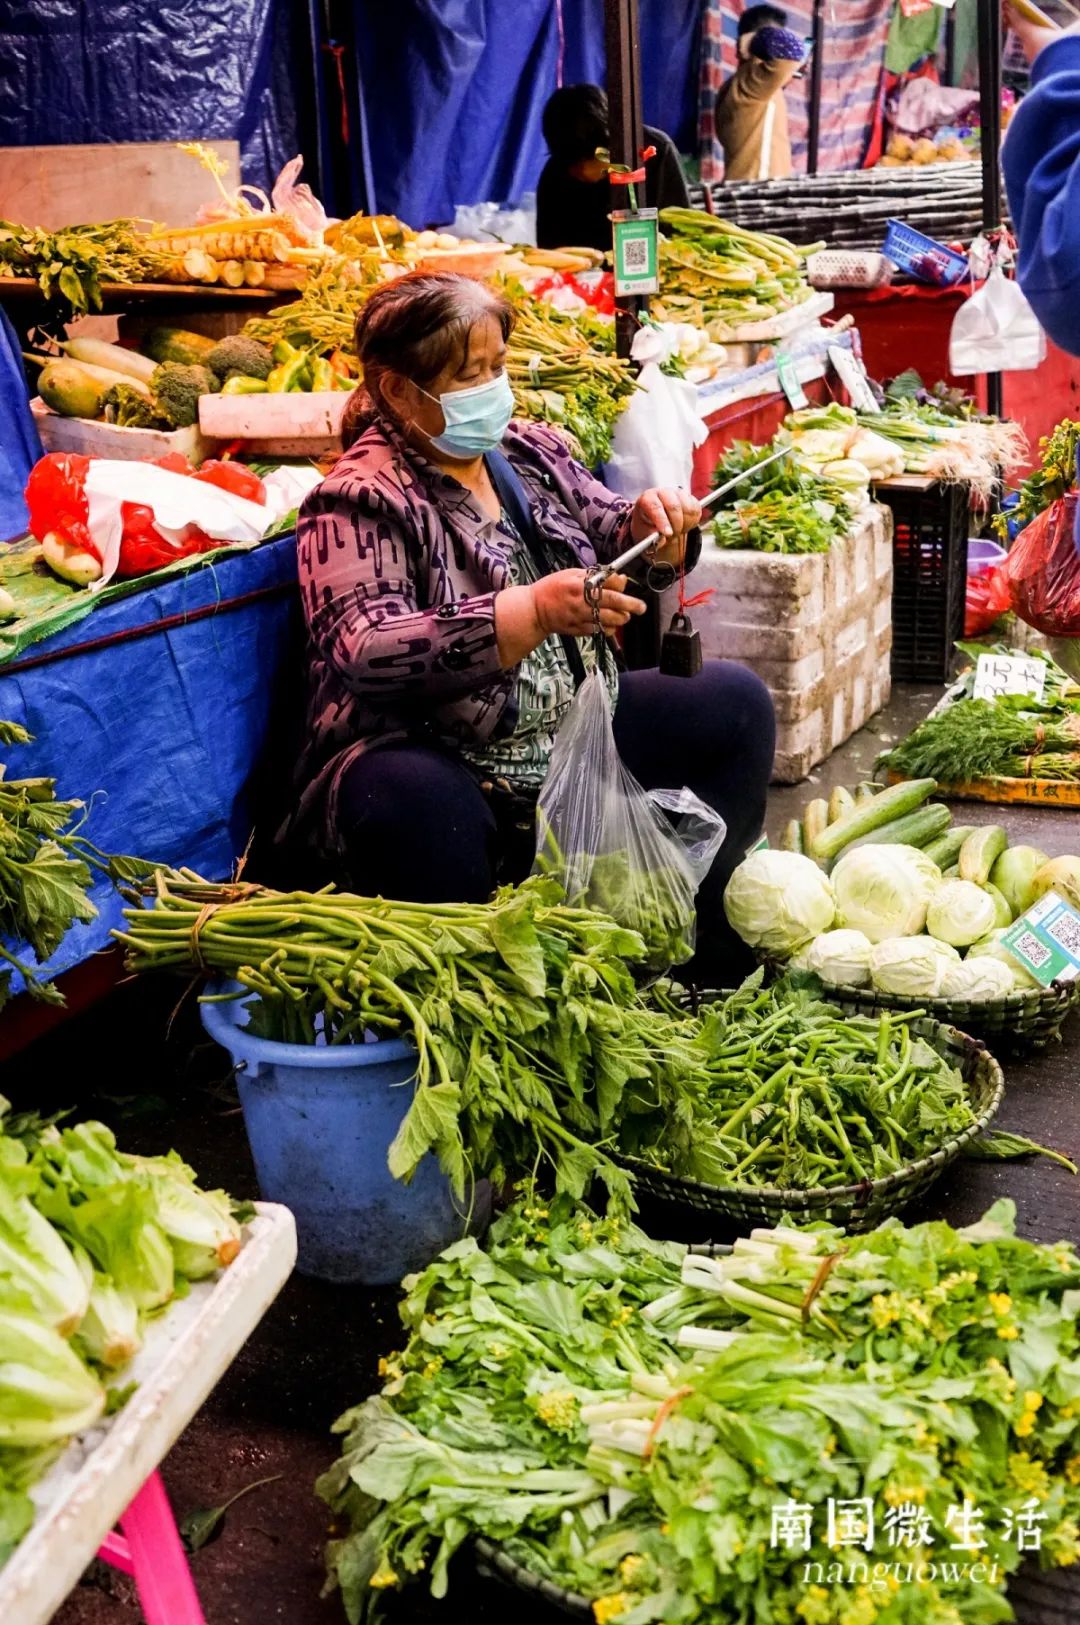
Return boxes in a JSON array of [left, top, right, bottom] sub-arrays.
[[828, 345, 879, 413], [972, 653, 1047, 703]]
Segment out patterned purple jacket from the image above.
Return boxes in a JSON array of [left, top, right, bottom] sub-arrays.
[[294, 414, 637, 851]]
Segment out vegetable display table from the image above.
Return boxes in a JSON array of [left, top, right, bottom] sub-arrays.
[[0, 1203, 297, 1625], [0, 536, 299, 1053]]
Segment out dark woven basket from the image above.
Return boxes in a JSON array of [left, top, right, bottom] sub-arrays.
[[474, 1541, 590, 1619], [816, 978, 1077, 1055], [618, 1009, 1003, 1234]]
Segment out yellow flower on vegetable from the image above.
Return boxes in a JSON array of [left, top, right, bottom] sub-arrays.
[[988, 1292, 1012, 1317], [796, 1587, 833, 1625], [840, 1587, 880, 1625], [1065, 1455, 1080, 1487], [870, 1292, 902, 1328], [907, 1298, 932, 1328], [1015, 1390, 1044, 1437], [369, 1558, 399, 1590], [1048, 1518, 1080, 1565], [884, 1482, 927, 1507], [619, 1555, 645, 1584], [593, 1593, 630, 1623], [422, 1356, 443, 1379], [533, 1389, 578, 1433], [997, 1324, 1020, 1341], [1009, 1451, 1051, 1497]]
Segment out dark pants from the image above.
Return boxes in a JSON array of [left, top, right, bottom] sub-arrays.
[[336, 660, 776, 986]]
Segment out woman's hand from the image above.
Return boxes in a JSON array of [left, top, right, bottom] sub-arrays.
[[1003, 1, 1059, 63], [495, 570, 644, 667], [630, 486, 703, 566]]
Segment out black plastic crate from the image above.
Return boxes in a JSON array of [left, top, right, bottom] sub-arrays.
[[875, 478, 969, 682]]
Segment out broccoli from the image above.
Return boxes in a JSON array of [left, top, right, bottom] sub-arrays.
[[150, 362, 217, 429], [206, 334, 274, 383], [101, 383, 169, 431]]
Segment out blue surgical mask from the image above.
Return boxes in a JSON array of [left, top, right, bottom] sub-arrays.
[[420, 373, 514, 458]]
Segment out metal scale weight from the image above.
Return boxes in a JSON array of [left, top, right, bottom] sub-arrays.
[[582, 444, 791, 677]]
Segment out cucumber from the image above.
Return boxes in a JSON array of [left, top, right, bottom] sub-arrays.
[[981, 881, 1014, 929], [802, 799, 829, 853], [826, 803, 951, 868], [924, 826, 978, 871], [810, 778, 938, 862], [958, 825, 1009, 886], [854, 783, 880, 804], [780, 819, 804, 854], [828, 785, 856, 823]]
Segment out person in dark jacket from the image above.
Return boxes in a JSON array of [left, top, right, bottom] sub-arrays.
[[1001, 3, 1080, 355], [535, 84, 690, 251]]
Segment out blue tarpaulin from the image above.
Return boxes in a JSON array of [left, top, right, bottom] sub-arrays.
[[352, 0, 702, 225], [0, 536, 299, 982], [0, 308, 41, 542], [0, 0, 305, 193]]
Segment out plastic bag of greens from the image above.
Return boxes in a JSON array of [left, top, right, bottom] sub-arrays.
[[533, 670, 725, 968]]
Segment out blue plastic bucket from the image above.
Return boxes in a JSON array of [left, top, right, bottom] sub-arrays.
[[200, 988, 488, 1284]]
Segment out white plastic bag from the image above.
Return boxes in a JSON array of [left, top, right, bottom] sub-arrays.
[[533, 671, 726, 968], [950, 265, 1045, 375], [603, 325, 709, 496]]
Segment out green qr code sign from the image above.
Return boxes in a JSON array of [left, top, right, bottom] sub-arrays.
[[1002, 890, 1080, 986], [611, 209, 659, 296]]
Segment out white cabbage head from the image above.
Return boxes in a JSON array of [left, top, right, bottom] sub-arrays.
[[832, 844, 941, 943], [806, 929, 873, 987], [939, 957, 1018, 1001], [925, 880, 998, 948], [723, 850, 835, 956], [868, 935, 959, 997]]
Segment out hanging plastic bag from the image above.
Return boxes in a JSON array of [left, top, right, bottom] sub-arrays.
[[533, 670, 726, 969], [603, 325, 709, 495], [950, 264, 1045, 375]]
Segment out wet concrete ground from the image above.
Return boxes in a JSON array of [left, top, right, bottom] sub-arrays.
[[2, 682, 1078, 1625]]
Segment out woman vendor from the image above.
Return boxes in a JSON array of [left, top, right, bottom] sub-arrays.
[[292, 271, 775, 981]]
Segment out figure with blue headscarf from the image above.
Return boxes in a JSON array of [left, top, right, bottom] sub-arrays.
[[715, 5, 806, 182]]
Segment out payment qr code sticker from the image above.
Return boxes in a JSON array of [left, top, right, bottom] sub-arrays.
[[1014, 931, 1051, 970], [1047, 911, 1080, 957], [623, 237, 648, 271]]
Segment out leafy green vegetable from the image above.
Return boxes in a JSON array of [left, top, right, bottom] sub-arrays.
[[710, 440, 853, 554], [878, 697, 1080, 784], [180, 1473, 282, 1552], [321, 1193, 1080, 1624]]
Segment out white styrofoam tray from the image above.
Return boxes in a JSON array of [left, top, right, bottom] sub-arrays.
[[0, 1202, 297, 1625], [31, 397, 211, 465]]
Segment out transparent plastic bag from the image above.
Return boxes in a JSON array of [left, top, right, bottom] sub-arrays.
[[533, 671, 726, 968]]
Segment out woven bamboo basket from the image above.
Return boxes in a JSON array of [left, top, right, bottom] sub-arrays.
[[617, 1011, 1003, 1234], [816, 978, 1077, 1054]]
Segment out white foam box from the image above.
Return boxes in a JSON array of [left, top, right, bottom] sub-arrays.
[[31, 397, 211, 464], [198, 390, 348, 457], [682, 504, 893, 784]]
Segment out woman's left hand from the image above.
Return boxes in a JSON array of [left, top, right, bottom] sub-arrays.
[[630, 486, 703, 564]]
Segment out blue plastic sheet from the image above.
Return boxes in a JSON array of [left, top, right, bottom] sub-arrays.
[[0, 535, 299, 982], [353, 0, 702, 226], [0, 307, 42, 543], [0, 0, 304, 193]]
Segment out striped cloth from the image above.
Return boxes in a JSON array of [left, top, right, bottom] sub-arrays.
[[699, 0, 894, 182]]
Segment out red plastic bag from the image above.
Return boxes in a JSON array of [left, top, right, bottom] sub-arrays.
[[998, 495, 1080, 637], [24, 453, 100, 561], [965, 564, 1012, 636]]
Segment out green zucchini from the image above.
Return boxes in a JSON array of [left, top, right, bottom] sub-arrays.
[[828, 785, 856, 823], [802, 798, 829, 853], [827, 802, 951, 868], [958, 826, 1009, 886], [981, 881, 1014, 929], [923, 826, 977, 871], [780, 819, 804, 854], [810, 778, 938, 862]]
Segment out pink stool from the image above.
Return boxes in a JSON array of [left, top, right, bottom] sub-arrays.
[[97, 1472, 205, 1625]]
